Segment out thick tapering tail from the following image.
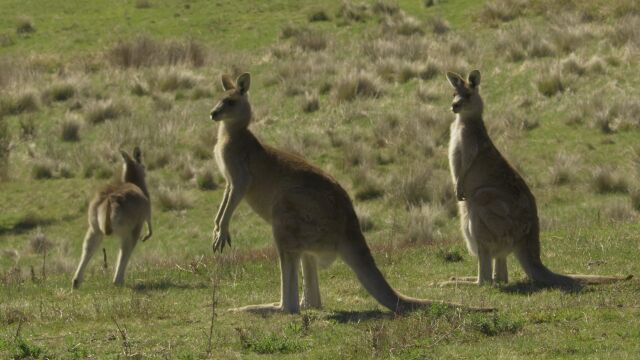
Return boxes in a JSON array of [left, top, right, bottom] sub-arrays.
[[515, 244, 632, 286], [97, 198, 113, 236], [339, 230, 494, 313]]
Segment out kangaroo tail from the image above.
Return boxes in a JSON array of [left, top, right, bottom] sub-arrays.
[[97, 198, 113, 236], [339, 229, 494, 313], [515, 231, 632, 286]]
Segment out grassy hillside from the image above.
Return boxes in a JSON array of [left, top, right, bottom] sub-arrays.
[[1, 0, 640, 358]]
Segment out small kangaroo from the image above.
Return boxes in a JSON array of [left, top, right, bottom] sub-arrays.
[[209, 72, 493, 314], [444, 70, 632, 287], [72, 147, 152, 289]]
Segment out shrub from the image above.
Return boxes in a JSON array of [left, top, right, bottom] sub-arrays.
[[157, 187, 193, 211], [591, 167, 628, 194], [308, 9, 330, 22], [335, 71, 382, 102], [560, 54, 585, 76], [536, 72, 564, 97], [107, 36, 206, 68], [84, 100, 130, 124], [404, 203, 446, 244], [18, 117, 36, 140], [16, 16, 35, 34], [0, 91, 40, 116], [548, 152, 578, 185], [31, 160, 55, 180], [196, 170, 217, 190], [337, 1, 370, 23], [30, 229, 54, 254], [157, 69, 198, 92], [60, 117, 81, 142], [302, 92, 319, 113], [42, 82, 76, 103]]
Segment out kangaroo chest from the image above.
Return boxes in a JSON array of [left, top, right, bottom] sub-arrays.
[[449, 120, 481, 177]]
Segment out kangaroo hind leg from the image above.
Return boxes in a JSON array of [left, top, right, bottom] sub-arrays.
[[72, 227, 104, 289]]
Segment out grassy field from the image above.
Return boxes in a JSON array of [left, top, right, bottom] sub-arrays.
[[1, 0, 640, 358]]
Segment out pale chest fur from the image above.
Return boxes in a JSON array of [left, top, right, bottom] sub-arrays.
[[448, 118, 479, 181]]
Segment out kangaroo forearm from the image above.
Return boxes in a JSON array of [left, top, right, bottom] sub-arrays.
[[214, 185, 231, 226]]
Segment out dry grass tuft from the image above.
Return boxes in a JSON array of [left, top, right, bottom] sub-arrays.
[[16, 16, 35, 34], [337, 1, 370, 23], [404, 203, 447, 244], [308, 9, 330, 22], [135, 0, 152, 9], [0, 91, 40, 116], [30, 229, 54, 254], [548, 152, 579, 185], [302, 92, 320, 113], [601, 201, 635, 223], [591, 167, 628, 194], [42, 82, 76, 103], [31, 160, 55, 180], [535, 72, 564, 97], [334, 71, 382, 102], [0, 118, 10, 180], [84, 100, 130, 124], [156, 69, 198, 92], [196, 169, 218, 191], [560, 54, 585, 76], [108, 36, 206, 68], [476, 0, 527, 26], [157, 186, 193, 211], [60, 117, 82, 142]]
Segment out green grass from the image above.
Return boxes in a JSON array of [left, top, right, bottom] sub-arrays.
[[2, 0, 640, 358]]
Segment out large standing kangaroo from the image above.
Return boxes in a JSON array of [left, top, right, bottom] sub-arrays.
[[444, 70, 632, 287]]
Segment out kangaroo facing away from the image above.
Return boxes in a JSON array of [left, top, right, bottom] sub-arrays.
[[209, 73, 493, 314], [444, 70, 632, 287], [72, 147, 152, 289]]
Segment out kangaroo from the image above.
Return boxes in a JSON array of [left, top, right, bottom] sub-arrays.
[[72, 147, 152, 289], [209, 72, 494, 314], [444, 70, 632, 287]]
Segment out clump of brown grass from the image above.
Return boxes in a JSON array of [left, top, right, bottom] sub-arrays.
[[591, 167, 628, 194], [601, 201, 635, 223], [476, 0, 527, 26], [108, 36, 206, 68], [302, 92, 319, 113], [0, 91, 40, 116], [608, 15, 640, 48], [0, 118, 11, 180], [60, 117, 82, 142], [42, 82, 76, 103], [157, 186, 193, 211], [30, 229, 54, 254], [280, 25, 328, 51], [196, 169, 217, 191], [334, 71, 382, 102], [535, 72, 564, 97], [560, 54, 586, 76], [404, 203, 447, 244], [337, 1, 370, 23], [308, 9, 330, 22], [0, 33, 14, 47], [135, 0, 152, 9], [380, 12, 424, 36], [548, 152, 579, 185], [152, 95, 173, 112], [16, 16, 35, 34], [84, 100, 130, 124], [156, 69, 198, 92], [31, 160, 55, 180]]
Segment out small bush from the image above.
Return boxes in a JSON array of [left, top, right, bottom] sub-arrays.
[[335, 71, 382, 102], [436, 248, 464, 262], [470, 314, 523, 336], [0, 91, 40, 116], [60, 117, 81, 142], [560, 54, 585, 76], [536, 73, 564, 97], [16, 16, 35, 34], [308, 9, 330, 22], [548, 153, 578, 185], [135, 0, 151, 9], [196, 170, 217, 190], [30, 229, 53, 254], [591, 167, 628, 194], [31, 160, 55, 180], [372, 1, 399, 16], [157, 69, 198, 92], [157, 187, 193, 211], [42, 82, 76, 103], [302, 92, 319, 113], [337, 1, 370, 23], [84, 100, 130, 124], [294, 30, 327, 51], [404, 203, 446, 244], [130, 80, 150, 96]]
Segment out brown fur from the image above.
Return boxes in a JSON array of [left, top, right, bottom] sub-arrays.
[[209, 73, 494, 314], [72, 148, 152, 289], [443, 70, 632, 287]]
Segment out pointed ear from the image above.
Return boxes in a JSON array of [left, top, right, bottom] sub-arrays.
[[133, 146, 142, 163], [221, 74, 235, 91], [120, 150, 132, 163], [236, 73, 251, 95], [468, 70, 481, 88], [446, 72, 465, 90]]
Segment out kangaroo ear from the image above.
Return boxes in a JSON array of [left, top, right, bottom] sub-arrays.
[[221, 74, 235, 91], [133, 147, 142, 163], [236, 73, 251, 95], [120, 150, 132, 163], [468, 70, 481, 88], [446, 72, 465, 90]]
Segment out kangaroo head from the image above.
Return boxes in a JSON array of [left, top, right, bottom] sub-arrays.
[[120, 147, 146, 188], [446, 70, 483, 118], [210, 73, 252, 126]]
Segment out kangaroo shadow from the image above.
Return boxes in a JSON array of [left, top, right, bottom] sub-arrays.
[[326, 309, 392, 324], [132, 279, 209, 292], [498, 280, 585, 295]]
